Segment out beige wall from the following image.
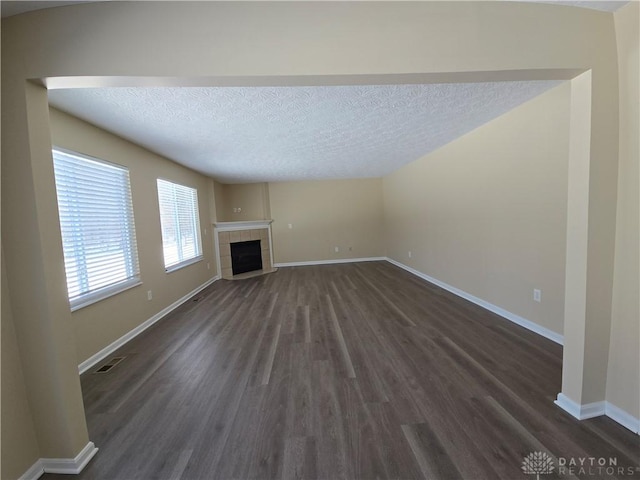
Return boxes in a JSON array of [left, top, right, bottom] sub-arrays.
[[607, 2, 639, 421], [213, 180, 229, 222], [49, 108, 218, 364], [269, 179, 384, 264], [207, 178, 218, 225], [215, 182, 270, 222], [0, 2, 629, 472], [384, 83, 570, 335], [1, 249, 41, 480]]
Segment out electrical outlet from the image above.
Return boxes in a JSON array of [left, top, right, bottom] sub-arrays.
[[408, 251, 412, 258], [288, 223, 293, 229], [207, 262, 210, 270], [334, 246, 339, 253], [533, 289, 541, 303], [147, 290, 153, 301]]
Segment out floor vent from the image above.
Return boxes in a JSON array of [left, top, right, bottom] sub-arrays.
[[94, 356, 125, 374]]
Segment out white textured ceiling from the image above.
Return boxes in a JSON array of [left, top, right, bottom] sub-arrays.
[[48, 82, 562, 183]]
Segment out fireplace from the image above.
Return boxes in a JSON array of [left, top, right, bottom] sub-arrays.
[[214, 220, 276, 280], [231, 240, 263, 275]]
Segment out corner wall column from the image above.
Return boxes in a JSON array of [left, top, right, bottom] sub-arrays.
[[1, 80, 92, 459], [557, 70, 616, 418]]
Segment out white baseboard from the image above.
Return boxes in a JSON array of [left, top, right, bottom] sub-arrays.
[[554, 393, 586, 419], [605, 402, 640, 434], [275, 257, 386, 268], [581, 401, 608, 419], [385, 257, 564, 345], [20, 441, 98, 479], [18, 461, 44, 480], [41, 441, 98, 474], [555, 393, 640, 434], [554, 393, 606, 419], [78, 276, 220, 374]]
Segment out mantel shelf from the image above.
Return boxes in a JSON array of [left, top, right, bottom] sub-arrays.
[[213, 220, 273, 231]]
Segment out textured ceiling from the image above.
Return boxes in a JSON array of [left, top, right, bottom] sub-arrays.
[[48, 82, 562, 183]]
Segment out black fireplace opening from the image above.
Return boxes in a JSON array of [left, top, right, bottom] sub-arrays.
[[230, 240, 263, 275]]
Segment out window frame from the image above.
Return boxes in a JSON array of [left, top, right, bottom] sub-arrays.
[[156, 178, 204, 273], [52, 147, 142, 311]]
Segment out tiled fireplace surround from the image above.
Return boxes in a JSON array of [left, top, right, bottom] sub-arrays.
[[214, 220, 274, 280]]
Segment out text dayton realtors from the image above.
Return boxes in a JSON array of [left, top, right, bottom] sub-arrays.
[[558, 457, 638, 477]]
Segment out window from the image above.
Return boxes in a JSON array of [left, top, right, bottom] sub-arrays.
[[157, 179, 203, 271], [52, 148, 141, 310]]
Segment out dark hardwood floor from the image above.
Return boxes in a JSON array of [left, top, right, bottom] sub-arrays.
[[45, 262, 639, 480]]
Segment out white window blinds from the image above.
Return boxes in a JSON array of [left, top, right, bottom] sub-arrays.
[[157, 179, 202, 270], [52, 148, 141, 310]]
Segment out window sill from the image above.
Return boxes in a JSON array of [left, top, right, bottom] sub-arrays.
[[165, 256, 203, 273], [70, 278, 142, 312]]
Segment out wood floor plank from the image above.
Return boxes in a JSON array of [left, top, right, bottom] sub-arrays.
[[262, 314, 283, 385], [286, 342, 314, 439], [303, 304, 311, 344], [338, 378, 388, 480], [352, 268, 417, 327], [367, 401, 424, 479], [324, 294, 357, 379], [168, 449, 193, 480], [402, 423, 446, 480], [312, 360, 350, 480], [331, 290, 391, 404], [283, 436, 317, 480], [43, 262, 639, 480]]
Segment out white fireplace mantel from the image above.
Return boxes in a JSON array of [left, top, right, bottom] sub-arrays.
[[213, 220, 273, 232]]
